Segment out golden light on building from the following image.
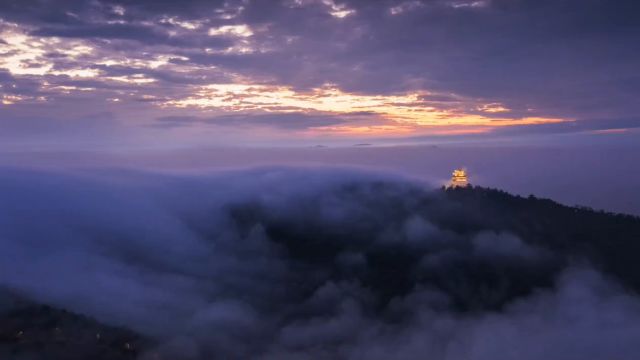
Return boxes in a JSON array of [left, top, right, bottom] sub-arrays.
[[450, 168, 469, 188]]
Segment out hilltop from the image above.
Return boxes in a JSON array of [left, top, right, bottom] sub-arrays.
[[441, 186, 640, 292], [2, 180, 640, 359]]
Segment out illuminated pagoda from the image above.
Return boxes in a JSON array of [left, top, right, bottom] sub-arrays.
[[449, 168, 469, 188]]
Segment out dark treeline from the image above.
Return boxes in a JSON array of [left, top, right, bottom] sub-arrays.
[[441, 186, 640, 292]]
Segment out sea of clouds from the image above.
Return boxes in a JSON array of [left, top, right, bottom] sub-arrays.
[[1, 166, 639, 359]]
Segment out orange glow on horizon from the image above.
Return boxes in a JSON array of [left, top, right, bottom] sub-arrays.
[[162, 83, 567, 136]]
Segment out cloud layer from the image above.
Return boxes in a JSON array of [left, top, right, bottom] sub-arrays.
[[1, 166, 640, 359], [1, 0, 639, 143]]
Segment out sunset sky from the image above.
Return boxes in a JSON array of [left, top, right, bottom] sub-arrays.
[[4, 4, 640, 358], [1, 0, 639, 148]]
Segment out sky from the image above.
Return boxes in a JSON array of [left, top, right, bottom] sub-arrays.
[[1, 0, 639, 148], [1, 0, 639, 215]]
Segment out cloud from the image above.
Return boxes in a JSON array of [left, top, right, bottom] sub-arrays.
[[1, 166, 640, 359], [1, 0, 638, 140], [155, 112, 387, 130], [493, 117, 640, 136]]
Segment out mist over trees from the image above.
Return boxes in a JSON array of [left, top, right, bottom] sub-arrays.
[[1, 167, 640, 359]]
